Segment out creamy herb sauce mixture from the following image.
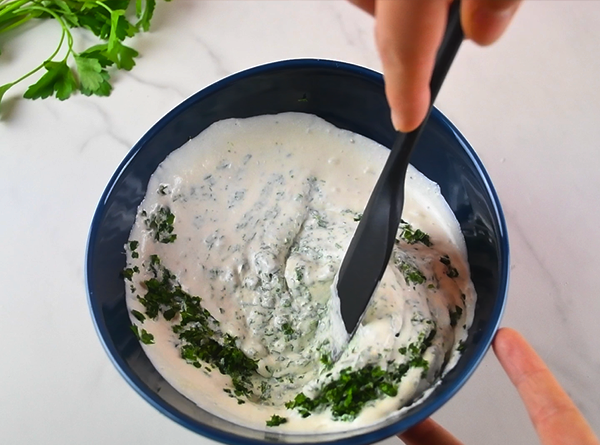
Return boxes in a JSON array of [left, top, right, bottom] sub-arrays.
[[124, 113, 476, 433]]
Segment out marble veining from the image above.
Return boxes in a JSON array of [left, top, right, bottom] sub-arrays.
[[1, 1, 599, 445]]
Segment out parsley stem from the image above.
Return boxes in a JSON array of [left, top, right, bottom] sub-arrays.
[[0, 0, 30, 20], [0, 5, 68, 92], [20, 5, 73, 60], [94, 0, 114, 15], [0, 11, 31, 34]]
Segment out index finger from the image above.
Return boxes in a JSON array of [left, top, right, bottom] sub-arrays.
[[373, 0, 452, 132], [493, 328, 600, 445]]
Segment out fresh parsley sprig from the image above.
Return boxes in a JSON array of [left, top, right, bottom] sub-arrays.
[[0, 0, 171, 106]]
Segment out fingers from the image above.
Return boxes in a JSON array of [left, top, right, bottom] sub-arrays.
[[493, 328, 600, 445], [398, 418, 464, 445], [462, 0, 521, 45], [347, 0, 375, 15], [374, 0, 452, 132], [348, 0, 520, 132]]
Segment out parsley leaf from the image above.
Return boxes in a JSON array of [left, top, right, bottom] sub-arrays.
[[106, 40, 139, 71], [131, 309, 146, 323], [285, 365, 401, 421], [23, 61, 77, 101], [0, 0, 170, 108], [75, 55, 113, 96], [130, 325, 154, 344], [449, 305, 463, 327], [266, 414, 288, 427], [136, 0, 156, 31], [144, 205, 177, 243], [79, 44, 115, 68], [399, 221, 432, 246], [440, 255, 459, 278], [320, 353, 334, 370], [135, 259, 259, 399], [398, 261, 426, 286], [281, 322, 295, 340]]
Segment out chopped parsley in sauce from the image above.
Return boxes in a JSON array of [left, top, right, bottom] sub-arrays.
[[124, 113, 475, 432]]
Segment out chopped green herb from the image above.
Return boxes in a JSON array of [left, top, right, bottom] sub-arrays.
[[312, 211, 328, 228], [135, 260, 258, 398], [158, 184, 168, 195], [130, 325, 154, 344], [320, 353, 334, 370], [449, 305, 463, 327], [285, 364, 407, 421], [399, 222, 432, 246], [440, 255, 459, 278], [259, 381, 271, 400], [457, 340, 467, 353], [399, 262, 426, 286], [400, 326, 436, 377], [266, 414, 288, 427], [131, 309, 145, 323], [282, 322, 295, 340], [122, 267, 135, 281], [140, 329, 154, 345], [353, 213, 362, 222], [144, 205, 177, 243]]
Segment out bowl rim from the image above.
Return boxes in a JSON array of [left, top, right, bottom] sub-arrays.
[[86, 58, 510, 445]]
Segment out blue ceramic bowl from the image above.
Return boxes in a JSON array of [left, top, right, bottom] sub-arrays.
[[86, 59, 509, 445]]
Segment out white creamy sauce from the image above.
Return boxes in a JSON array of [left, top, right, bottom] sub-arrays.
[[124, 113, 476, 433]]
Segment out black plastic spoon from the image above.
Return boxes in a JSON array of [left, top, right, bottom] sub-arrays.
[[337, 0, 464, 335]]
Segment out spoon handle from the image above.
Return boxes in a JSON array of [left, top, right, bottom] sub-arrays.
[[337, 0, 464, 335], [431, 0, 464, 104]]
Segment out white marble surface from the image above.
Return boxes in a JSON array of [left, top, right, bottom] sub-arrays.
[[1, 1, 599, 444]]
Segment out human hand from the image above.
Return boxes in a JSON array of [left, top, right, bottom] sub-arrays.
[[397, 328, 600, 445], [348, 0, 522, 132]]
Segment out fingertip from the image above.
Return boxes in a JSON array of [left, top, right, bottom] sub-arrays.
[[493, 326, 520, 347], [398, 418, 464, 445], [462, 0, 521, 46], [492, 327, 525, 360], [374, 0, 449, 133], [391, 109, 425, 133], [347, 0, 375, 16], [388, 88, 430, 133]]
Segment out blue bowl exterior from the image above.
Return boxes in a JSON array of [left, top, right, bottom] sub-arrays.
[[86, 59, 509, 445]]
